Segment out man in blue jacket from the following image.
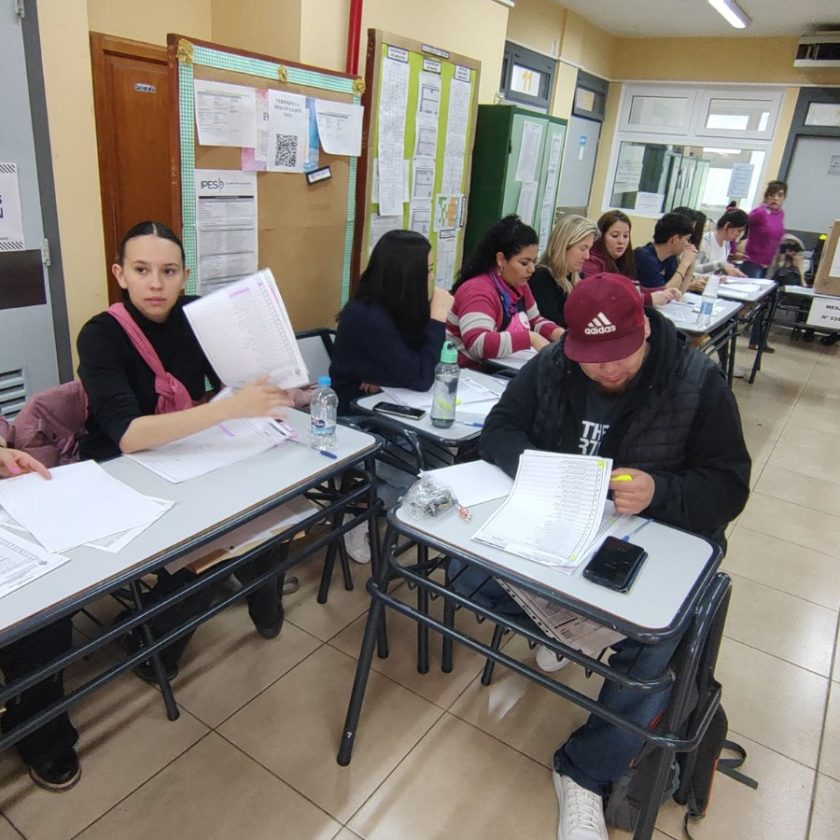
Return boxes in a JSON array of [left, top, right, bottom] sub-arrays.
[[481, 273, 750, 840]]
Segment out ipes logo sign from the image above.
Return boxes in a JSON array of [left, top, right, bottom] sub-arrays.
[[200, 179, 225, 191]]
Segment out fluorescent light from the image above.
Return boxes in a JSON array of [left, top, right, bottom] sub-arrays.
[[708, 0, 750, 30]]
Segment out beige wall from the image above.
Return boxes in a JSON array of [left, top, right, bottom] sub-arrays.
[[210, 0, 300, 60], [613, 36, 840, 87], [299, 0, 349, 73], [87, 0, 212, 45], [506, 0, 566, 59], [38, 1, 107, 364]]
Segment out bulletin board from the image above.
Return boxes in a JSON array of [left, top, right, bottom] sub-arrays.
[[168, 34, 364, 329], [354, 30, 481, 291]]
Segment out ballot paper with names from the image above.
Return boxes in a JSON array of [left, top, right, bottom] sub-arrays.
[[0, 529, 70, 599], [0, 461, 171, 554], [472, 451, 616, 571], [127, 418, 293, 484], [498, 579, 624, 657], [184, 270, 309, 389], [381, 374, 506, 410]]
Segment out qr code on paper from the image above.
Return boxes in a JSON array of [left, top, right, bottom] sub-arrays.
[[274, 134, 297, 168]]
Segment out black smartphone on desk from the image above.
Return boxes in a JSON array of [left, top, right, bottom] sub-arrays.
[[583, 536, 647, 593], [372, 401, 426, 420]]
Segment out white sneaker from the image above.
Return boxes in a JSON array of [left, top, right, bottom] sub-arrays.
[[343, 521, 371, 564], [536, 644, 570, 673], [733, 364, 747, 378], [554, 772, 608, 840]]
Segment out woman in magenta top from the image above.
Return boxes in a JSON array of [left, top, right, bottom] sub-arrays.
[[741, 180, 787, 350], [448, 215, 562, 369]]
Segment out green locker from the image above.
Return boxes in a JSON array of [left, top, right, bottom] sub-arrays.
[[464, 105, 567, 261]]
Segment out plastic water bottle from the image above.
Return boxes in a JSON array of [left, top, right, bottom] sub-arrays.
[[309, 375, 338, 450], [696, 275, 721, 328], [430, 341, 460, 428]]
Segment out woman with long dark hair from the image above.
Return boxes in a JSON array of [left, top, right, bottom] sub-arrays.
[[448, 215, 561, 368], [330, 229, 452, 414]]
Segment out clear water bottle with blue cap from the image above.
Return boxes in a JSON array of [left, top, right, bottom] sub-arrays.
[[696, 275, 720, 328], [430, 341, 460, 428], [309, 375, 338, 450]]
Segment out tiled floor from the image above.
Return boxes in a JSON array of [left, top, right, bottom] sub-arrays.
[[1, 329, 839, 840]]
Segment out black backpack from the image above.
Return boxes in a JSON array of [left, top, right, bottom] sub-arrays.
[[604, 577, 757, 837]]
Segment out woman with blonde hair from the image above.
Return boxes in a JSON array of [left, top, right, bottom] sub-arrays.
[[529, 214, 599, 326]]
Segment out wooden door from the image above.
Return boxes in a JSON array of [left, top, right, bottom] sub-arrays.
[[90, 33, 174, 303]]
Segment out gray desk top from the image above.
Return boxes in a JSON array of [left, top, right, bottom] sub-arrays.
[[658, 295, 742, 336], [354, 370, 507, 444], [0, 410, 377, 641], [395, 499, 716, 636], [782, 285, 815, 297]]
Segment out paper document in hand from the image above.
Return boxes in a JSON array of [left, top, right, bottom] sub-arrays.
[[0, 529, 70, 599], [127, 418, 292, 483], [472, 451, 613, 570], [0, 461, 171, 554], [498, 579, 624, 658], [184, 270, 309, 389], [420, 461, 514, 508]]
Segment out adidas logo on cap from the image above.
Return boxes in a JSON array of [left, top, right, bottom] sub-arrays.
[[584, 312, 617, 335]]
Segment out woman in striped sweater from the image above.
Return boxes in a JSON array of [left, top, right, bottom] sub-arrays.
[[447, 216, 562, 369]]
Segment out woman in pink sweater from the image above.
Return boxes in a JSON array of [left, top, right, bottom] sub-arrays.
[[448, 215, 562, 369]]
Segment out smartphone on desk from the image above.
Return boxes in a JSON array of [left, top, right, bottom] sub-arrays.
[[372, 401, 426, 420], [583, 536, 647, 593]]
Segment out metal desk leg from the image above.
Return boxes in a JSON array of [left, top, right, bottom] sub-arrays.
[[337, 522, 395, 766], [129, 581, 179, 721], [748, 289, 779, 385], [416, 543, 430, 674]]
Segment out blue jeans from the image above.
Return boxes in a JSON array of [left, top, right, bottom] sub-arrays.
[[741, 261, 768, 345], [449, 560, 681, 795], [553, 633, 681, 795]]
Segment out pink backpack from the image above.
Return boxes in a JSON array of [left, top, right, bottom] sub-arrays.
[[107, 303, 195, 414], [0, 381, 88, 468]]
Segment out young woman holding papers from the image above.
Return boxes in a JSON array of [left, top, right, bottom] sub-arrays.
[[330, 229, 452, 415], [448, 215, 562, 369], [77, 221, 294, 668]]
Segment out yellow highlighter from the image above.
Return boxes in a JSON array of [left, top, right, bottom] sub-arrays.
[[612, 474, 634, 482]]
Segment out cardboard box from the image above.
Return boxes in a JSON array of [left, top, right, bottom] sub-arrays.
[[813, 219, 840, 297], [806, 295, 840, 331]]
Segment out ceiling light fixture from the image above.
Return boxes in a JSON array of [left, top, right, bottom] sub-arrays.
[[708, 0, 751, 30]]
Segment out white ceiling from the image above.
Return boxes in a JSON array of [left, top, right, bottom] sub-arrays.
[[551, 0, 840, 38]]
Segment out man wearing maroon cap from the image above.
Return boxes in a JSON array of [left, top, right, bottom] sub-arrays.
[[481, 273, 750, 840]]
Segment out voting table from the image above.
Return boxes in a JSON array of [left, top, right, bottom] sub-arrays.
[[0, 410, 380, 753], [337, 497, 728, 840]]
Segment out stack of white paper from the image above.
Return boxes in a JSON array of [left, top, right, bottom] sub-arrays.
[[0, 461, 172, 554], [420, 460, 513, 508], [472, 450, 628, 573], [381, 374, 505, 410]]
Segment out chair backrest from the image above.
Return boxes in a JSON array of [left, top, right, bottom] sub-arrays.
[[0, 381, 88, 467], [295, 328, 336, 384]]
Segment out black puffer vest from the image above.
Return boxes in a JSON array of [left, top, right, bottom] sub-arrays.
[[529, 311, 716, 471]]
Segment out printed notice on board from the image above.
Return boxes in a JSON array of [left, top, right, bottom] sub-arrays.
[[377, 50, 410, 218], [195, 169, 258, 294], [0, 163, 25, 251], [314, 99, 363, 156], [441, 69, 472, 194], [194, 80, 257, 147], [515, 121, 544, 184], [267, 90, 309, 173]]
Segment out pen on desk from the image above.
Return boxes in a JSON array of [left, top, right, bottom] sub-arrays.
[[622, 518, 653, 541], [461, 422, 484, 428], [284, 433, 338, 459]]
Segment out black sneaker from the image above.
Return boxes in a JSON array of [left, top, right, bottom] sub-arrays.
[[29, 749, 81, 792], [247, 583, 284, 639]]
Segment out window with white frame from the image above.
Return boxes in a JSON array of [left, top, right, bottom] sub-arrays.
[[605, 84, 783, 218]]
